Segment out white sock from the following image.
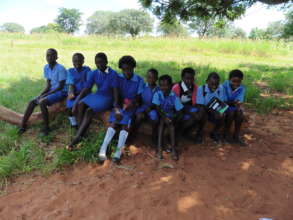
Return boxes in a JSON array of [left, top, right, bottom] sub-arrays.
[[99, 127, 116, 158], [68, 116, 77, 126], [114, 130, 129, 159]]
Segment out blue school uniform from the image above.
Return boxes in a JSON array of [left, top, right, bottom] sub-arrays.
[[66, 66, 91, 109], [136, 84, 160, 121], [109, 73, 145, 126], [81, 67, 118, 112], [222, 80, 245, 112], [152, 90, 184, 119], [43, 63, 68, 106]]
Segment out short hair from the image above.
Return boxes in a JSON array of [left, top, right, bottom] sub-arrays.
[[159, 74, 173, 85], [73, 52, 84, 60], [207, 72, 220, 81], [229, 69, 244, 80], [95, 52, 108, 62], [47, 48, 57, 56], [118, 55, 136, 69], [181, 67, 195, 78], [147, 68, 158, 79]]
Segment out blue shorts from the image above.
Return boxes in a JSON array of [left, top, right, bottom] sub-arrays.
[[183, 106, 199, 120], [136, 105, 158, 121], [109, 108, 137, 127], [66, 96, 79, 109], [45, 91, 67, 106], [81, 92, 113, 112]]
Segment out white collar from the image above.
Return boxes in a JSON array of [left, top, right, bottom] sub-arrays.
[[104, 67, 109, 74], [181, 81, 189, 92]]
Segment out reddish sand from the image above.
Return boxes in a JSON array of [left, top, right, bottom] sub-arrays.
[[0, 110, 293, 220]]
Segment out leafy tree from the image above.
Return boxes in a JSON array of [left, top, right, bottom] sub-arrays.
[[229, 26, 247, 38], [0, 22, 25, 33], [188, 17, 216, 38], [158, 20, 188, 37], [249, 28, 269, 39], [108, 9, 153, 37], [86, 11, 115, 35], [283, 9, 293, 38], [55, 8, 82, 34], [139, 0, 292, 23], [266, 21, 284, 39], [31, 23, 62, 34]]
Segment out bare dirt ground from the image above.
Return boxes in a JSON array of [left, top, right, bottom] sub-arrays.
[[0, 110, 293, 220]]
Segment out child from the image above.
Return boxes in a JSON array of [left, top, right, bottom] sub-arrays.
[[222, 69, 246, 146], [133, 68, 160, 143], [18, 48, 67, 136], [66, 52, 119, 150], [98, 55, 145, 164], [196, 72, 227, 144], [172, 67, 207, 144], [153, 75, 184, 161], [66, 53, 91, 128]]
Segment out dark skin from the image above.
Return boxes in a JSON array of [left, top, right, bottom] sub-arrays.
[[224, 77, 245, 145], [19, 49, 65, 135], [179, 72, 207, 143], [67, 56, 119, 150], [156, 79, 182, 161], [132, 71, 159, 144]]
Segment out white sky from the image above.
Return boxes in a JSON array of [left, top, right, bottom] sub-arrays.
[[0, 0, 286, 34]]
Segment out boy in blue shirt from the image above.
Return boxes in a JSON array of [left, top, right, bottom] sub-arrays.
[[153, 75, 184, 161], [133, 68, 160, 143], [222, 69, 246, 146], [196, 72, 227, 144], [98, 56, 145, 164], [66, 53, 91, 128], [66, 52, 119, 150], [19, 48, 67, 136]]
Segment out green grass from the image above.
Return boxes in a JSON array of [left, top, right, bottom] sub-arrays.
[[0, 33, 293, 183]]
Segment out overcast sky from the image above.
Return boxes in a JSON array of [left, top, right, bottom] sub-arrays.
[[0, 0, 286, 34]]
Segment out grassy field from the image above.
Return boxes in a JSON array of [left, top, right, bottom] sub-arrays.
[[0, 33, 293, 184]]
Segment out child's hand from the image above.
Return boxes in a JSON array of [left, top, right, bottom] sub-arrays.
[[163, 116, 172, 124], [68, 93, 75, 100]]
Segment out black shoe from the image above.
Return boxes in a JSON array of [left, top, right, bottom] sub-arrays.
[[210, 132, 221, 144], [194, 134, 203, 144], [233, 136, 247, 147], [171, 148, 179, 161], [40, 127, 50, 136], [18, 127, 26, 135], [112, 157, 121, 164]]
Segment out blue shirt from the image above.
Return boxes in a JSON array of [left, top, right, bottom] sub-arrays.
[[152, 90, 183, 117], [66, 66, 91, 94], [141, 84, 160, 106], [196, 84, 227, 106], [85, 67, 118, 95], [117, 73, 145, 100], [222, 80, 245, 103], [44, 63, 67, 91]]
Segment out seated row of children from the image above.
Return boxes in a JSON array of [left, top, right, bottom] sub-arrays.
[[19, 48, 246, 163]]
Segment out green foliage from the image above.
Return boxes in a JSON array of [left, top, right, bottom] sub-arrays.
[[55, 8, 82, 34], [86, 11, 115, 35], [283, 9, 293, 38], [158, 21, 188, 37], [31, 23, 62, 34], [0, 22, 25, 33]]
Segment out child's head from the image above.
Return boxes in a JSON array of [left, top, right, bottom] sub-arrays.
[[46, 48, 58, 64], [181, 67, 195, 88], [147, 68, 158, 85], [118, 55, 136, 79], [95, 52, 108, 71], [206, 72, 220, 92], [229, 69, 244, 90], [72, 53, 84, 69], [159, 74, 173, 95]]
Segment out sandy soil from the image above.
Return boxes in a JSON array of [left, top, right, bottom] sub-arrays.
[[0, 110, 293, 220]]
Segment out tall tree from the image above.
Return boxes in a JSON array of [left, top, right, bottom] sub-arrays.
[[158, 20, 188, 37], [108, 9, 153, 37], [0, 22, 25, 33], [86, 11, 115, 35], [55, 8, 82, 34], [139, 0, 292, 23], [283, 9, 293, 38]]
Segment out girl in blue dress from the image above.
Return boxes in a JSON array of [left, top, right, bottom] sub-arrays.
[[98, 56, 145, 164], [66, 53, 119, 150], [66, 53, 91, 128]]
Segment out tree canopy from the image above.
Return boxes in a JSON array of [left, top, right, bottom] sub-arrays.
[[55, 8, 82, 34], [0, 22, 25, 33]]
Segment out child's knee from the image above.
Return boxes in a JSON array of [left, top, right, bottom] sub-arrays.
[[39, 98, 48, 107]]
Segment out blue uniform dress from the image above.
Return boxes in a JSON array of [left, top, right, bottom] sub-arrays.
[[81, 67, 118, 112], [196, 84, 227, 122], [222, 80, 245, 112], [152, 90, 184, 119], [43, 63, 68, 106], [136, 84, 160, 121], [66, 66, 91, 109], [109, 73, 145, 127]]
